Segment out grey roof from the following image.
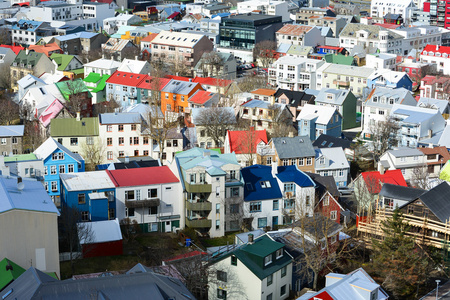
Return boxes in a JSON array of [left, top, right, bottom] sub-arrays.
[[1, 267, 195, 300], [379, 183, 425, 201], [99, 112, 142, 125], [366, 87, 414, 108], [313, 134, 352, 149], [161, 80, 200, 95], [291, 213, 343, 240], [417, 97, 450, 114], [315, 88, 351, 106], [0, 125, 24, 137], [340, 23, 404, 40], [415, 182, 450, 223], [306, 172, 339, 197], [323, 64, 374, 77], [388, 148, 423, 157], [272, 136, 315, 159]]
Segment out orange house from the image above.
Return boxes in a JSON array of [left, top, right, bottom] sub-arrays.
[[160, 79, 203, 115]]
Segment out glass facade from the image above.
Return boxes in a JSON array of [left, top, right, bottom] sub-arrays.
[[220, 28, 257, 49]]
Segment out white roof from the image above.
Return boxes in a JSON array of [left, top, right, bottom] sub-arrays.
[[315, 147, 350, 170], [83, 58, 121, 70], [368, 69, 409, 84], [117, 59, 149, 74], [152, 30, 206, 48], [23, 83, 65, 111], [17, 74, 45, 90], [104, 13, 140, 22], [323, 64, 375, 77], [60, 171, 115, 192], [296, 104, 338, 124], [39, 72, 67, 85], [78, 218, 122, 244], [34, 137, 82, 163], [274, 55, 322, 66]]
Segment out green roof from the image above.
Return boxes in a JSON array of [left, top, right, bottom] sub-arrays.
[[0, 258, 26, 290], [55, 79, 93, 101], [440, 161, 450, 182], [71, 68, 85, 75], [50, 53, 75, 71], [216, 235, 291, 280], [3, 153, 38, 162], [51, 117, 99, 137], [84, 72, 110, 93], [13, 50, 44, 68], [323, 54, 355, 65]]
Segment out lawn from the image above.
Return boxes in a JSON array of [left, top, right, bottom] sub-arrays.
[[200, 231, 240, 247]]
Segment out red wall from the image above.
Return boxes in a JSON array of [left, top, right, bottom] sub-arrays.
[[317, 194, 341, 224], [82, 240, 123, 258]]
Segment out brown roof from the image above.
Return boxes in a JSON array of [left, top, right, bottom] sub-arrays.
[[251, 88, 276, 96], [28, 43, 62, 56], [418, 146, 450, 164], [141, 33, 158, 43], [276, 24, 314, 36]]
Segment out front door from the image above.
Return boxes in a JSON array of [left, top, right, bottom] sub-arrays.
[[272, 216, 278, 227], [165, 221, 172, 232]]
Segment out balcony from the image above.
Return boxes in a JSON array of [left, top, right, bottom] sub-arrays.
[[333, 80, 350, 87], [186, 217, 212, 228], [183, 52, 193, 57], [184, 181, 212, 193], [125, 198, 160, 208], [186, 200, 212, 211]]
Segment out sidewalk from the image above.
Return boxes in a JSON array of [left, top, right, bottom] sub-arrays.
[[422, 280, 450, 300]]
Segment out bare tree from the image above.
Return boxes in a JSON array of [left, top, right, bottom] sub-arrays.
[[237, 75, 268, 93], [0, 65, 11, 89], [79, 48, 103, 64], [63, 79, 91, 116], [368, 115, 400, 162], [119, 217, 141, 243], [266, 104, 296, 139], [0, 27, 12, 45], [121, 46, 140, 60], [253, 40, 277, 69], [0, 91, 19, 125], [140, 106, 180, 161], [58, 205, 94, 276], [199, 51, 224, 78], [410, 163, 431, 189], [23, 121, 44, 153], [79, 138, 106, 171], [195, 107, 236, 148], [93, 98, 120, 116]]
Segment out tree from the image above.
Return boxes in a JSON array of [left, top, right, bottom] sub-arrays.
[[195, 107, 236, 148], [370, 208, 440, 298], [140, 106, 180, 161], [199, 51, 224, 78], [367, 115, 400, 162], [253, 40, 277, 69], [23, 120, 44, 153], [237, 75, 268, 93], [79, 48, 103, 64], [59, 205, 94, 276], [0, 91, 19, 125], [63, 79, 91, 116], [0, 27, 12, 45], [80, 138, 106, 171], [410, 163, 431, 190], [0, 65, 11, 89], [266, 104, 296, 139]]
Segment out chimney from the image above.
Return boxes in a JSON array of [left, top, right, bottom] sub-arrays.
[[25, 48, 29, 55], [189, 78, 192, 82], [436, 45, 439, 51], [248, 233, 254, 244], [288, 131, 294, 138], [17, 177, 22, 184], [135, 55, 138, 60], [125, 156, 130, 163], [428, 129, 433, 138], [380, 165, 385, 175], [271, 159, 278, 176], [76, 112, 81, 121]]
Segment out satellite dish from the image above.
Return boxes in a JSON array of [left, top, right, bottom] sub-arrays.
[[17, 182, 25, 191]]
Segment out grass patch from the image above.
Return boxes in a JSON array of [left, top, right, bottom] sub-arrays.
[[201, 231, 240, 247]]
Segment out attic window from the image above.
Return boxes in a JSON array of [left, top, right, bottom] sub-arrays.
[[328, 142, 334, 147], [260, 181, 271, 188], [321, 141, 327, 146]]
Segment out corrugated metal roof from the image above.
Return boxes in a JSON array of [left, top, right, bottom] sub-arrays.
[[272, 136, 315, 159], [99, 112, 142, 125], [34, 137, 83, 163], [60, 171, 115, 191], [78, 218, 122, 244], [50, 117, 99, 137], [0, 125, 24, 137]]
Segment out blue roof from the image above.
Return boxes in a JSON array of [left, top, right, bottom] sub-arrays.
[[211, 12, 231, 18], [99, 112, 142, 124], [394, 109, 436, 123], [0, 177, 59, 215], [276, 43, 291, 54], [241, 99, 271, 109], [275, 165, 315, 187], [0, 125, 24, 137], [241, 165, 282, 201], [55, 32, 98, 42], [12, 20, 44, 32]]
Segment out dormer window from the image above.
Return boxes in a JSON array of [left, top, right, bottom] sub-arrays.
[[260, 181, 271, 188], [276, 248, 283, 259], [264, 254, 272, 266], [373, 96, 378, 102]]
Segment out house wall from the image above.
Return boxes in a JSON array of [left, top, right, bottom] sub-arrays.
[[4, 159, 44, 178], [82, 240, 123, 258], [316, 68, 371, 96], [161, 85, 203, 115], [53, 136, 101, 159], [61, 187, 115, 221], [0, 210, 60, 277], [316, 193, 341, 223], [0, 136, 23, 156]]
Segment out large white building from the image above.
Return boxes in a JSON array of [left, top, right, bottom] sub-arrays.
[[390, 25, 446, 56], [370, 0, 417, 23], [268, 56, 325, 91], [420, 44, 450, 75], [237, 0, 290, 22]]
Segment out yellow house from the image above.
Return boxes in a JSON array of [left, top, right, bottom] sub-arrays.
[[121, 29, 153, 45]]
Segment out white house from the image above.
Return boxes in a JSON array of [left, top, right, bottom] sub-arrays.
[[103, 14, 142, 35], [420, 44, 450, 75], [275, 24, 324, 47], [315, 147, 350, 187], [237, 0, 290, 22], [377, 148, 426, 181], [370, 0, 416, 23], [83, 58, 121, 77], [365, 53, 398, 70]]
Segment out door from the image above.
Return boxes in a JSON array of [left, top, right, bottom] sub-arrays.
[[165, 221, 172, 232], [272, 216, 278, 227]]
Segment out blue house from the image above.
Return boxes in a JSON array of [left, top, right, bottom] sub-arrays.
[[367, 69, 413, 91], [34, 138, 85, 204], [60, 171, 116, 221], [296, 104, 342, 140]]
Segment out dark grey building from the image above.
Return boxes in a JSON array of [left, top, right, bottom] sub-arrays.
[[219, 14, 283, 50]]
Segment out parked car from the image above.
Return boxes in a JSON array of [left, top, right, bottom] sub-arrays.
[[338, 187, 354, 195]]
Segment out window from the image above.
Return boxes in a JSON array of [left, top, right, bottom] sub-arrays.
[[250, 201, 261, 212], [407, 206, 414, 215], [266, 156, 272, 165], [107, 138, 112, 146], [216, 203, 220, 214], [149, 206, 157, 215], [330, 210, 337, 220], [284, 183, 294, 192], [280, 284, 286, 296], [0, 138, 6, 145], [281, 266, 287, 277], [107, 125, 112, 132], [324, 196, 329, 206], [267, 274, 273, 286], [125, 190, 135, 200], [306, 195, 310, 206], [107, 151, 113, 160], [230, 187, 239, 197], [217, 270, 227, 282], [12, 137, 17, 144], [216, 219, 220, 230], [59, 165, 65, 174], [306, 157, 312, 165], [190, 173, 196, 184], [44, 182, 48, 191], [217, 289, 227, 299], [51, 181, 57, 192], [119, 137, 124, 145], [131, 124, 136, 131], [298, 158, 304, 166], [258, 217, 267, 228], [52, 153, 58, 160], [78, 193, 86, 204], [148, 188, 157, 198], [266, 294, 273, 300], [273, 200, 279, 210], [260, 181, 271, 188], [81, 211, 89, 221], [264, 254, 272, 266], [118, 125, 124, 132], [86, 137, 94, 145], [230, 204, 239, 214], [276, 248, 283, 259], [70, 138, 78, 146], [133, 137, 139, 145], [50, 165, 57, 175]]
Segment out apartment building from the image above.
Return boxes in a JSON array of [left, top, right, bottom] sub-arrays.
[[420, 44, 450, 75], [275, 24, 323, 47]]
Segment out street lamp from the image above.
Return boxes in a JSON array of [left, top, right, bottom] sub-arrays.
[[436, 279, 441, 300]]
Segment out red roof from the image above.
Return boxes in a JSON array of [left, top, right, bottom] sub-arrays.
[[163, 251, 207, 262], [107, 166, 179, 187], [168, 11, 180, 19], [136, 76, 170, 90], [0, 44, 25, 55], [188, 90, 216, 105], [164, 75, 233, 87], [361, 170, 407, 194], [13, 2, 29, 6], [106, 71, 149, 87], [141, 33, 158, 43], [227, 128, 268, 154], [374, 23, 402, 29], [421, 44, 450, 56], [305, 291, 334, 300]]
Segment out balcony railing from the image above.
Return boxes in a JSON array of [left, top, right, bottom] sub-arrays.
[[125, 198, 160, 208], [186, 200, 212, 211], [184, 181, 212, 193], [333, 80, 350, 87], [186, 217, 212, 228]]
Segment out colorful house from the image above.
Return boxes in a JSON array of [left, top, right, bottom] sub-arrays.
[[160, 79, 203, 115], [224, 128, 268, 167], [34, 137, 85, 204], [367, 69, 413, 91], [297, 104, 342, 140], [79, 219, 123, 258], [83, 72, 110, 104], [105, 71, 149, 107], [50, 53, 84, 79]]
